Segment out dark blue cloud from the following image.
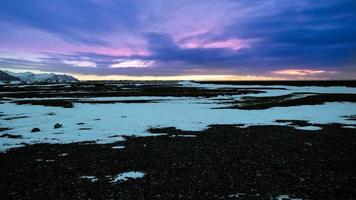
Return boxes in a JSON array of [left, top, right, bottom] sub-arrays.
[[0, 0, 140, 46], [0, 0, 355, 78]]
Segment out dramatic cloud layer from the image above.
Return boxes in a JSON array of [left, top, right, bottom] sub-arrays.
[[0, 0, 355, 79]]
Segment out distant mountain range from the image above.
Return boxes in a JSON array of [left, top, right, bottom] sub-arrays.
[[0, 70, 79, 83]]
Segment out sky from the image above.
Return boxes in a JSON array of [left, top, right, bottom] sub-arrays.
[[0, 0, 355, 80]]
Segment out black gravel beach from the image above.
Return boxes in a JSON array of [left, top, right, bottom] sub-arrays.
[[1, 125, 356, 200]]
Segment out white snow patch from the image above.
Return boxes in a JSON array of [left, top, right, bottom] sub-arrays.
[[275, 194, 302, 200], [228, 192, 246, 198], [35, 159, 54, 162], [110, 171, 145, 183], [176, 135, 197, 138], [112, 145, 125, 149], [343, 125, 356, 129], [79, 176, 98, 182], [293, 126, 322, 131]]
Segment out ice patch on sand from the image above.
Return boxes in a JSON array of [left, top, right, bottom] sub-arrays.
[[275, 194, 302, 200], [110, 171, 145, 183], [112, 145, 125, 149], [176, 135, 197, 137], [80, 176, 98, 182], [293, 126, 322, 131], [228, 192, 246, 198], [343, 125, 356, 129]]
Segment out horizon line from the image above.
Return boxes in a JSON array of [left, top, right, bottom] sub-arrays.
[[2, 68, 355, 81]]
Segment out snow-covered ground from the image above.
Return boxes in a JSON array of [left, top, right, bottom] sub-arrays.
[[79, 171, 145, 184], [110, 171, 145, 183], [1, 82, 356, 151]]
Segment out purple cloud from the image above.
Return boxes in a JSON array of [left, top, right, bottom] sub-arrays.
[[0, 0, 355, 79]]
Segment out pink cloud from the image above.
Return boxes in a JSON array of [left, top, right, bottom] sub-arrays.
[[63, 60, 97, 68], [272, 69, 327, 76], [180, 38, 250, 50], [110, 59, 154, 68]]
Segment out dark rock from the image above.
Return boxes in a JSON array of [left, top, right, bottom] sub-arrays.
[[15, 100, 74, 108], [31, 128, 41, 133], [4, 116, 29, 120], [54, 123, 63, 129], [78, 128, 91, 131], [0, 133, 22, 139], [0, 127, 11, 132]]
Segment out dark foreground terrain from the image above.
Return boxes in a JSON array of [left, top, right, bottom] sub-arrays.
[[1, 125, 355, 200]]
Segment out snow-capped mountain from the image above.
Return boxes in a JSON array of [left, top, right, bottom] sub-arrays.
[[0, 70, 79, 83], [42, 74, 79, 83], [0, 70, 21, 82]]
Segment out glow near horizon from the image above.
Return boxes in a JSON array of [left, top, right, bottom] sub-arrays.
[[0, 67, 338, 81], [72, 73, 288, 81]]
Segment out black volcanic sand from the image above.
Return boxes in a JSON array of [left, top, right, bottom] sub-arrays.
[[1, 81, 355, 109], [1, 125, 356, 200], [13, 99, 162, 108], [1, 83, 269, 108], [14, 99, 75, 108], [0, 82, 265, 99], [223, 93, 356, 110]]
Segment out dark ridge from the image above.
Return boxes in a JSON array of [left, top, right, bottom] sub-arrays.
[[77, 100, 160, 104], [14, 99, 74, 108], [0, 133, 22, 139], [275, 120, 312, 127], [224, 93, 356, 110], [12, 98, 160, 108], [3, 116, 29, 120], [78, 128, 92, 131], [343, 115, 356, 121], [0, 127, 12, 132], [1, 84, 265, 99], [147, 126, 181, 134]]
